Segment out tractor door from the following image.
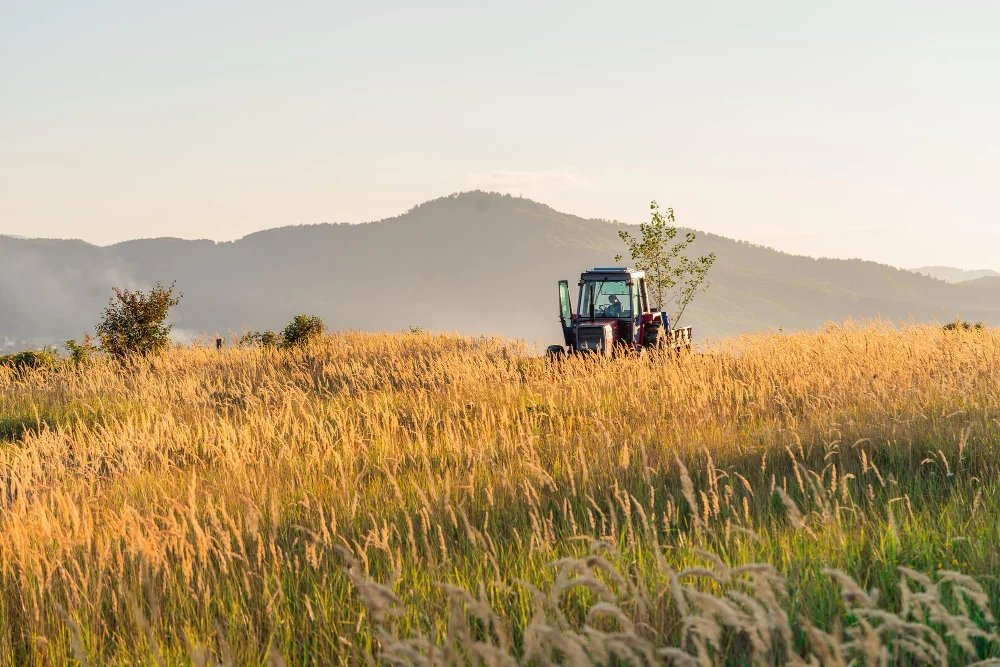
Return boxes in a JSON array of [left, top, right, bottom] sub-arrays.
[[631, 283, 642, 345], [558, 280, 574, 347]]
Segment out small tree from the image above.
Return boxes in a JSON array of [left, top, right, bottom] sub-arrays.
[[96, 281, 182, 361], [281, 315, 325, 348], [615, 201, 716, 328], [65, 334, 97, 365]]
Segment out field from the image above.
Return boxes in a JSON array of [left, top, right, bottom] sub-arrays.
[[1, 323, 999, 665]]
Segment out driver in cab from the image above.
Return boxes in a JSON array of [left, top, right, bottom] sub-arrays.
[[606, 294, 623, 317]]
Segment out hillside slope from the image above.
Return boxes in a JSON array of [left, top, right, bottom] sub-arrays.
[[911, 266, 1000, 284], [2, 192, 998, 343]]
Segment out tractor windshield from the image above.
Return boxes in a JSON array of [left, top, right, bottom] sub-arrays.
[[579, 280, 632, 319]]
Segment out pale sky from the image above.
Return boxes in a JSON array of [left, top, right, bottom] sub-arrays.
[[2, 1, 998, 268]]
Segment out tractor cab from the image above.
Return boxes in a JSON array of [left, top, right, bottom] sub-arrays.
[[553, 267, 666, 356]]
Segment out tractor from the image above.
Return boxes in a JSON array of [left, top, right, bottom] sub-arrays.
[[548, 267, 692, 358]]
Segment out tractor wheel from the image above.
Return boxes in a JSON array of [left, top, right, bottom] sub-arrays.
[[546, 344, 568, 363], [644, 321, 661, 349]]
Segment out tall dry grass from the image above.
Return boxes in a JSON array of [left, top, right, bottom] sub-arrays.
[[0, 322, 998, 664]]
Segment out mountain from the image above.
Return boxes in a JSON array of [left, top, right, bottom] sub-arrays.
[[3, 192, 999, 345], [910, 266, 1000, 284]]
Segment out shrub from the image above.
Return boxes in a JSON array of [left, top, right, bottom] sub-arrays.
[[281, 315, 324, 348], [943, 320, 984, 331], [238, 330, 281, 349], [65, 334, 98, 365], [0, 349, 58, 373], [95, 282, 182, 361], [238, 316, 324, 350]]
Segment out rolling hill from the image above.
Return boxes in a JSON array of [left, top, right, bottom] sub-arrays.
[[3, 191, 999, 345], [910, 266, 1000, 284]]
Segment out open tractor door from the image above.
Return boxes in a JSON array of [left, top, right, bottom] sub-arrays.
[[558, 280, 574, 347], [546, 280, 575, 360]]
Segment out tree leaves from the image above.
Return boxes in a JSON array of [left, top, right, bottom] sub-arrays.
[[614, 201, 716, 328], [95, 281, 182, 361]]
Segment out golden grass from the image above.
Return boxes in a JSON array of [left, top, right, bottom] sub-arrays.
[[0, 322, 998, 664]]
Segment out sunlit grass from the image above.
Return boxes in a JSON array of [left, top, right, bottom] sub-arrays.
[[0, 322, 998, 664]]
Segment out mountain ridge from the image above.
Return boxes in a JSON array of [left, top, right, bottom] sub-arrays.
[[910, 266, 1000, 284], [2, 191, 998, 344]]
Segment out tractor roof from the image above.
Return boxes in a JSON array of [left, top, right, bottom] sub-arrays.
[[581, 267, 645, 281]]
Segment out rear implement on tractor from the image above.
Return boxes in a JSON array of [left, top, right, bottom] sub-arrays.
[[548, 267, 692, 359]]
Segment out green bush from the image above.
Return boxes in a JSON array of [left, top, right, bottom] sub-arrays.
[[96, 281, 182, 361], [238, 330, 281, 349], [239, 316, 324, 350], [281, 315, 325, 348], [943, 320, 984, 331], [0, 349, 58, 373], [65, 334, 98, 365]]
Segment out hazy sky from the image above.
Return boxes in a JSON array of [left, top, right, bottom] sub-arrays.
[[2, 1, 998, 268]]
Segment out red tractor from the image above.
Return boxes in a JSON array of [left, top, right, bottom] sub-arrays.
[[548, 267, 692, 358]]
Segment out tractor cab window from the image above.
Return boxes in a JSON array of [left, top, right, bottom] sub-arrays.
[[579, 280, 633, 319]]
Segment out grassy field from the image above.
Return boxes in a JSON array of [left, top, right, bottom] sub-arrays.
[[1, 322, 999, 665]]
